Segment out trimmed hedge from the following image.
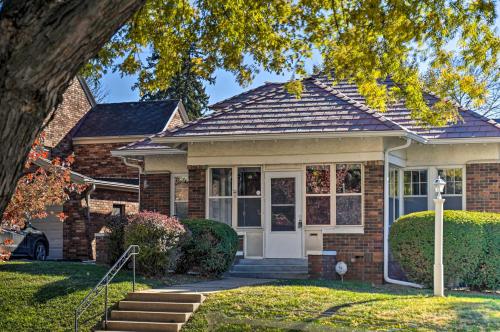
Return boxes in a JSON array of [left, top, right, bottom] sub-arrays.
[[176, 219, 238, 277], [123, 212, 187, 277], [390, 210, 500, 290]]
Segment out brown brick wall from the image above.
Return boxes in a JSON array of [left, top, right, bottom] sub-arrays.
[[308, 254, 338, 279], [321, 161, 384, 284], [73, 142, 140, 179], [63, 192, 90, 260], [45, 78, 93, 158], [140, 173, 171, 215], [466, 163, 500, 212], [95, 234, 111, 265], [188, 166, 206, 219]]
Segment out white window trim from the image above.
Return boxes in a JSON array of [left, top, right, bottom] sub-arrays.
[[170, 173, 188, 218], [303, 163, 365, 228], [435, 165, 466, 210], [206, 166, 264, 229]]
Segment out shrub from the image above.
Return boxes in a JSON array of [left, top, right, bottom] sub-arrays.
[[390, 210, 500, 290], [123, 212, 187, 277], [105, 215, 128, 264], [176, 219, 238, 277]]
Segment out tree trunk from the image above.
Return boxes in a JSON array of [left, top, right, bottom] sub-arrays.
[[0, 0, 146, 216]]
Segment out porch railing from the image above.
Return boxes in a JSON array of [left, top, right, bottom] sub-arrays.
[[74, 244, 140, 331]]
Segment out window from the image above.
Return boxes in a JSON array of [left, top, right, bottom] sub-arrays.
[[305, 163, 363, 226], [306, 165, 331, 225], [111, 204, 125, 217], [438, 168, 463, 210], [403, 170, 428, 214], [237, 167, 262, 227], [336, 164, 362, 225], [208, 168, 232, 225], [172, 175, 188, 220]]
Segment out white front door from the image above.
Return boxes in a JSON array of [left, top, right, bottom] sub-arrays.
[[264, 172, 303, 258]]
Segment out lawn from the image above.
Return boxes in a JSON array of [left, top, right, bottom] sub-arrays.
[[0, 260, 199, 331], [184, 280, 500, 332]]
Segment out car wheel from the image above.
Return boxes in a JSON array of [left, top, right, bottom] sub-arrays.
[[34, 242, 47, 261]]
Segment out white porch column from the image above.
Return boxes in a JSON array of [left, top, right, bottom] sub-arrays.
[[433, 197, 445, 297]]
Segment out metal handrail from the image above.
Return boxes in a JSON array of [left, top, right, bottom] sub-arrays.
[[74, 245, 140, 331]]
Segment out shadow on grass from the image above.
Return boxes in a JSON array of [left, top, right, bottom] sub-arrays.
[[0, 260, 159, 304]]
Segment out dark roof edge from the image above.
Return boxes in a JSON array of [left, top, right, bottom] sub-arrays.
[[76, 76, 96, 107]]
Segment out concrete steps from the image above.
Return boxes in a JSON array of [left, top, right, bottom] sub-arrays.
[[98, 291, 205, 332], [228, 258, 309, 279]]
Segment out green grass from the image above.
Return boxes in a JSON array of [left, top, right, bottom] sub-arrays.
[[184, 280, 500, 332], [0, 260, 200, 331]]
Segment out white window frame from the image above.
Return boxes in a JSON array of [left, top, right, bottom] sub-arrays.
[[435, 165, 466, 210], [303, 163, 364, 229], [170, 173, 188, 218], [206, 166, 263, 229]]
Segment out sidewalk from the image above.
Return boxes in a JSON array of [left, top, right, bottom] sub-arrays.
[[148, 277, 273, 294]]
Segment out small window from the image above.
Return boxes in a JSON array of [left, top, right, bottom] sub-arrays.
[[336, 164, 362, 225], [438, 168, 463, 210], [173, 175, 188, 220], [237, 167, 262, 227], [403, 170, 428, 214], [112, 204, 125, 217], [208, 168, 232, 225]]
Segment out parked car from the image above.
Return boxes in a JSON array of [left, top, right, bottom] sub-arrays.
[[0, 223, 49, 260]]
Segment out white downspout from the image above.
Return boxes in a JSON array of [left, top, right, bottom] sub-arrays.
[[384, 138, 423, 288], [121, 157, 144, 206]]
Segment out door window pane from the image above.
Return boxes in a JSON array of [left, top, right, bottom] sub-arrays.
[[403, 170, 428, 196], [438, 168, 463, 195], [173, 175, 188, 219], [271, 178, 295, 204], [209, 198, 232, 225], [271, 206, 295, 231], [336, 164, 361, 193], [174, 202, 188, 220], [336, 196, 362, 225], [211, 168, 232, 196], [306, 165, 330, 194], [306, 196, 330, 225], [238, 198, 261, 227], [238, 167, 261, 196]]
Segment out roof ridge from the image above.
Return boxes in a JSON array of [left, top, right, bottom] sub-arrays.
[[158, 83, 284, 137], [96, 99, 179, 106], [209, 82, 281, 109], [310, 78, 413, 133]]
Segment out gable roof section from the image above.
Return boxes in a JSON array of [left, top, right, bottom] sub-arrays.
[[74, 100, 181, 138], [313, 75, 500, 141], [156, 79, 409, 140]]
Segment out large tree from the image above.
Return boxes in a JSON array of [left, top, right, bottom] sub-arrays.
[[139, 48, 211, 119], [0, 1, 498, 218]]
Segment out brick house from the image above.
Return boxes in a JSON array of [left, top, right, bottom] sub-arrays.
[[33, 78, 188, 260], [113, 75, 500, 283]]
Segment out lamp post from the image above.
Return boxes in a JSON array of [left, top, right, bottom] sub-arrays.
[[433, 176, 446, 297]]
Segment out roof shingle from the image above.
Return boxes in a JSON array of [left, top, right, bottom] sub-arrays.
[[74, 100, 179, 138]]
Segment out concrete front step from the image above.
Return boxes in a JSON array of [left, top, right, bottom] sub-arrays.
[[126, 292, 205, 303], [237, 258, 308, 266], [231, 265, 308, 273], [228, 271, 309, 279], [106, 320, 183, 332], [110, 310, 191, 323], [119, 300, 200, 313]]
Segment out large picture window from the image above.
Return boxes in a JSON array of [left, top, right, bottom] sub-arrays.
[[438, 168, 463, 210], [403, 169, 428, 214], [208, 168, 232, 225], [305, 163, 363, 226], [172, 175, 188, 220]]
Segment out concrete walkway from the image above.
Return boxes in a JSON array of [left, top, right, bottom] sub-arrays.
[[148, 277, 273, 294]]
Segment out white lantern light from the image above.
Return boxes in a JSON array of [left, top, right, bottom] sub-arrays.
[[433, 176, 446, 199]]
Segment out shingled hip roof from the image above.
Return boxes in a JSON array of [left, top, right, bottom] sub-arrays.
[[74, 100, 181, 138], [153, 78, 422, 143]]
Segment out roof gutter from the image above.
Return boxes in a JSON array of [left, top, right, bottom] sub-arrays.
[[111, 148, 186, 157], [384, 138, 423, 288], [152, 130, 426, 144]]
